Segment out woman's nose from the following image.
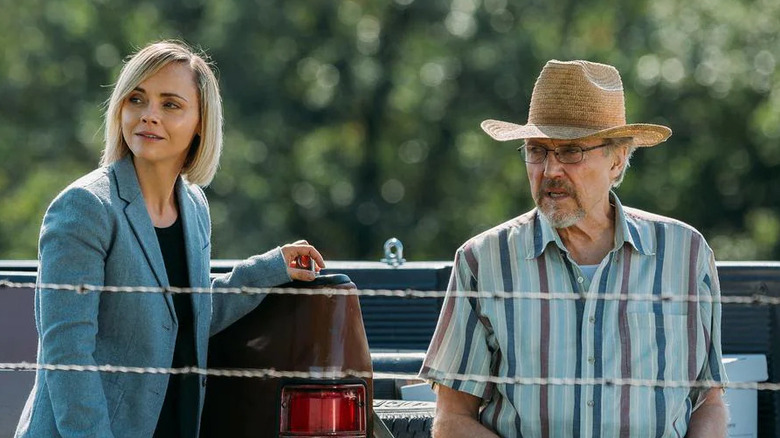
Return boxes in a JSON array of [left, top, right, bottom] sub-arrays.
[[140, 108, 160, 124]]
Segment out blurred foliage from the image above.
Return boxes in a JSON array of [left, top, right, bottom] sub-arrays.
[[0, 0, 778, 261]]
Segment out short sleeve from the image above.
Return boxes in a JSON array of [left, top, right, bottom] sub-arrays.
[[692, 244, 728, 406], [419, 247, 494, 400]]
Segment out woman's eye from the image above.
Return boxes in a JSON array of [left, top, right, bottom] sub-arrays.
[[163, 101, 180, 109], [128, 96, 142, 104]]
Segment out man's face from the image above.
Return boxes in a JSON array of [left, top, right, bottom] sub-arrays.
[[525, 137, 626, 229]]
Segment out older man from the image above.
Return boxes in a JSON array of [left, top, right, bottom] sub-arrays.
[[420, 60, 727, 437]]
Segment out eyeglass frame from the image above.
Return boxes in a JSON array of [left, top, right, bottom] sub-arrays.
[[517, 141, 612, 164]]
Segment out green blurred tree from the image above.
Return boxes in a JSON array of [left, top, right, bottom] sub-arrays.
[[0, 0, 778, 262]]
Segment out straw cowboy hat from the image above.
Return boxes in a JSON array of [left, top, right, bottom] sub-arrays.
[[481, 60, 672, 147]]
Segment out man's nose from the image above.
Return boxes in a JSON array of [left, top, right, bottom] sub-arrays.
[[543, 151, 565, 177]]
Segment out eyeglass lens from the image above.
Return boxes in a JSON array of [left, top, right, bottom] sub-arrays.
[[523, 146, 584, 164]]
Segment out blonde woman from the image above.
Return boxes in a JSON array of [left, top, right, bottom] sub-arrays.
[[15, 40, 324, 438]]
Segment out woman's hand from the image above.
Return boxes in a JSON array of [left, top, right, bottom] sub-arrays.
[[280, 240, 326, 281]]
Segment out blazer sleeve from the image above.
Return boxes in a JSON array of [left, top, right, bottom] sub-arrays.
[[208, 248, 290, 336], [36, 186, 115, 437], [186, 185, 292, 336]]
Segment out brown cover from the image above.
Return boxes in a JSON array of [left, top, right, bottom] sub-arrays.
[[201, 274, 373, 437]]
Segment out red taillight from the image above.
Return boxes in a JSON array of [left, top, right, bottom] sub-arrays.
[[280, 384, 367, 437]]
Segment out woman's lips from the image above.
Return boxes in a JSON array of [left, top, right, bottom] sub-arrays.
[[136, 132, 163, 140]]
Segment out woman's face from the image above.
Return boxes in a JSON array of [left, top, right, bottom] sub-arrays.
[[121, 62, 201, 169]]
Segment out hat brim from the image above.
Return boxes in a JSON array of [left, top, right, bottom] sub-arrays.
[[481, 119, 672, 147]]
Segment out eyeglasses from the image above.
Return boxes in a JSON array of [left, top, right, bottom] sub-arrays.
[[518, 142, 611, 164]]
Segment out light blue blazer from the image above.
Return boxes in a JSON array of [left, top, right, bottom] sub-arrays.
[[15, 155, 291, 438]]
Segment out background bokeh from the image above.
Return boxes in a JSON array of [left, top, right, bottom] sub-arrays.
[[1, 0, 779, 261]]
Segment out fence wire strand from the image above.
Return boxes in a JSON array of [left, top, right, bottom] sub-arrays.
[[0, 279, 777, 305], [0, 361, 759, 390], [0, 279, 773, 392]]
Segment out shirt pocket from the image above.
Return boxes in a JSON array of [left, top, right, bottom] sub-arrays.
[[627, 312, 691, 330], [627, 312, 692, 382]]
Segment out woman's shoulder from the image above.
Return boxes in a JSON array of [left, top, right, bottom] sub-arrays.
[[49, 166, 114, 212], [41, 167, 117, 236], [183, 178, 209, 208], [64, 166, 113, 197]]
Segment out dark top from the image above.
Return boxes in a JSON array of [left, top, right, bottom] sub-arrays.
[[153, 215, 198, 438]]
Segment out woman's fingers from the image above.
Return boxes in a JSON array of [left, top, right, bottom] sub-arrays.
[[282, 244, 325, 268], [287, 266, 318, 281], [280, 242, 326, 281]]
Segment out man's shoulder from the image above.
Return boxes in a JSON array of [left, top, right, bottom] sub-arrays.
[[459, 209, 536, 253], [623, 206, 706, 240]]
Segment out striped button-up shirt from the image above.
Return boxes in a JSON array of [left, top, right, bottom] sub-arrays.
[[420, 195, 726, 438]]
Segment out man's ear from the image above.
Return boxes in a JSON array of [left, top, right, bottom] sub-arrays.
[[610, 146, 629, 174], [611, 156, 624, 171]]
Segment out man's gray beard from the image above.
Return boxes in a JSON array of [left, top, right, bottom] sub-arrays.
[[535, 179, 586, 228], [539, 201, 586, 229], [539, 208, 585, 228]]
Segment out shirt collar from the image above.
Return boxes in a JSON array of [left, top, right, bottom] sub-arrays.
[[526, 192, 653, 259]]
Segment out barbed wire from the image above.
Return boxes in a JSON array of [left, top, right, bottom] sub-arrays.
[[0, 280, 773, 393], [0, 361, 374, 379], [0, 279, 777, 305], [0, 361, 759, 390]]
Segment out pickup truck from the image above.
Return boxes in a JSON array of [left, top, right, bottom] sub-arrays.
[[2, 256, 780, 437], [0, 247, 444, 438]]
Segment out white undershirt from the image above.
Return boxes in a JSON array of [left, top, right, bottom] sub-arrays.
[[579, 264, 599, 282]]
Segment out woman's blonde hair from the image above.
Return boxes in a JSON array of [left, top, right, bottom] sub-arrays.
[[101, 40, 223, 186]]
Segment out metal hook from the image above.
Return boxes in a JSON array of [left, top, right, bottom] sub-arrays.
[[380, 238, 406, 267]]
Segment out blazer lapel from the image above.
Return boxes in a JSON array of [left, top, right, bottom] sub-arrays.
[[177, 178, 207, 357], [176, 178, 205, 290], [112, 156, 176, 321]]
